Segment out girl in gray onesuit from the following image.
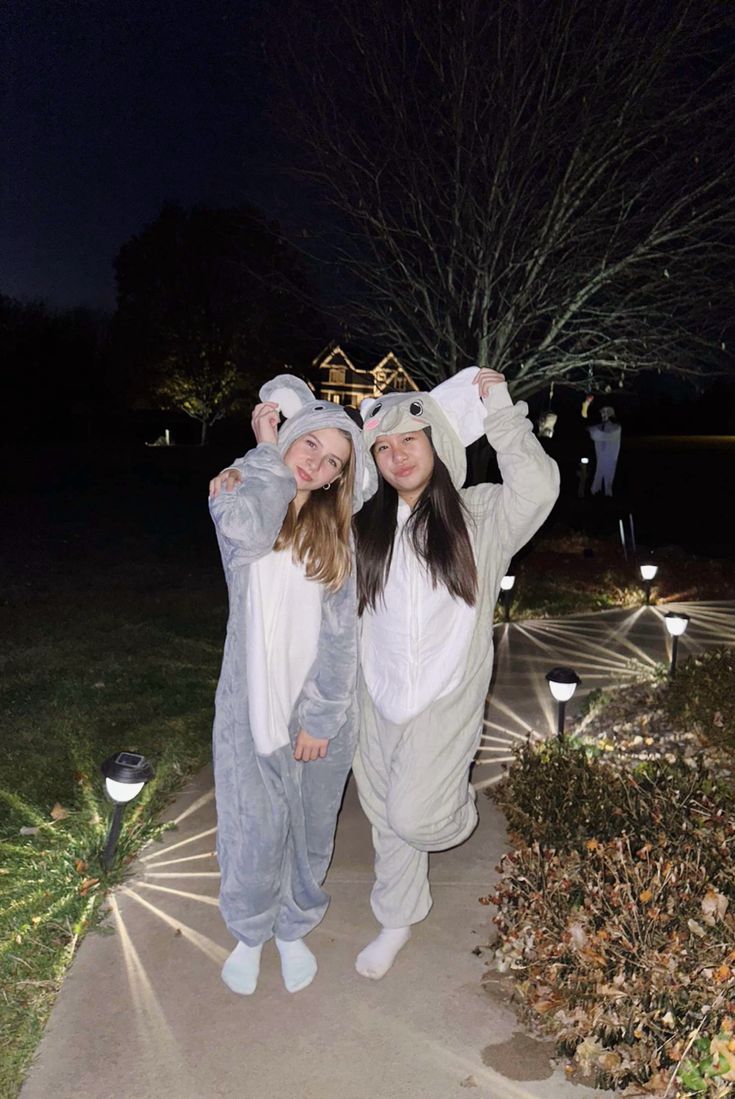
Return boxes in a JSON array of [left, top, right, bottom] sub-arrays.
[[352, 368, 559, 978], [209, 375, 374, 995]]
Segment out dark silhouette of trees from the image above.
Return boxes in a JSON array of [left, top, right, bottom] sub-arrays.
[[271, 0, 735, 396], [113, 204, 325, 443], [1, 294, 111, 443]]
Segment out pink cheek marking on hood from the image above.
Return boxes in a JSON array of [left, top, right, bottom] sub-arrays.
[[365, 417, 380, 429]]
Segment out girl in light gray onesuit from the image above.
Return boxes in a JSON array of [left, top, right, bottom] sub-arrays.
[[209, 375, 374, 995], [352, 368, 559, 979]]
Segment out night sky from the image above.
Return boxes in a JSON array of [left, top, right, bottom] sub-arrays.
[[1, 0, 293, 311]]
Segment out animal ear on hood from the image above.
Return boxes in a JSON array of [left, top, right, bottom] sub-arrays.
[[259, 374, 315, 419], [359, 396, 379, 420], [429, 366, 510, 447]]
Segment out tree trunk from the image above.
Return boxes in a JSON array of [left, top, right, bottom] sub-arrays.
[[199, 419, 208, 446]]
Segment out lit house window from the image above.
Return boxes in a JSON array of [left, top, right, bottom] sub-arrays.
[[329, 367, 346, 385], [393, 376, 407, 391]]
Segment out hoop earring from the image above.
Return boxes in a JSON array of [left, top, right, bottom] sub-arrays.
[[323, 482, 332, 491]]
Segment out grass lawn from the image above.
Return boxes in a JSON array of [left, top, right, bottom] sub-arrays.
[[0, 585, 225, 1099]]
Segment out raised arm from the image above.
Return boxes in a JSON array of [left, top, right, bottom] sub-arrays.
[[209, 443, 296, 567], [478, 380, 560, 559]]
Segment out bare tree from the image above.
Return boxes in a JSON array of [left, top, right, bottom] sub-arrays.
[[270, 0, 735, 396]]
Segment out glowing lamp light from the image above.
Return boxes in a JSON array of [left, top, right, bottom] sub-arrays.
[[664, 612, 690, 676], [105, 777, 145, 803], [499, 574, 516, 622], [545, 666, 581, 739], [664, 612, 689, 637], [580, 457, 589, 465], [100, 752, 155, 870], [639, 562, 658, 604]]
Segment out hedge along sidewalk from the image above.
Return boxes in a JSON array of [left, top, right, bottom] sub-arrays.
[[0, 587, 224, 1099]]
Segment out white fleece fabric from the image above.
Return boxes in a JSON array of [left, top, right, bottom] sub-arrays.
[[246, 550, 322, 756], [360, 501, 476, 725]]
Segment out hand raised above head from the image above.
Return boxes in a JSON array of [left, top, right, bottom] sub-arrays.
[[473, 368, 506, 399], [251, 401, 280, 445]]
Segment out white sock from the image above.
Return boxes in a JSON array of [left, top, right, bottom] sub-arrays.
[[355, 927, 411, 980], [221, 941, 262, 995], [275, 937, 317, 993]]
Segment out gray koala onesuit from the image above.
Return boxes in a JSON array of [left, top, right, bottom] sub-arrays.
[[354, 374, 560, 929], [209, 379, 373, 947]]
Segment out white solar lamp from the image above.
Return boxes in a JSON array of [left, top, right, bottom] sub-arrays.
[[664, 612, 690, 676], [101, 752, 155, 870], [639, 562, 658, 605], [499, 574, 516, 622], [545, 666, 581, 739]]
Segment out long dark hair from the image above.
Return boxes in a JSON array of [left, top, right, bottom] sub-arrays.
[[355, 435, 477, 614]]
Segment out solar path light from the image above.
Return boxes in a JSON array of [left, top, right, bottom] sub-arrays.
[[499, 574, 516, 622], [545, 667, 581, 740], [101, 752, 155, 870], [639, 562, 658, 605], [664, 612, 690, 677], [577, 457, 590, 498]]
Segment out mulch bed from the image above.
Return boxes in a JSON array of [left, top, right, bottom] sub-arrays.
[[570, 678, 733, 782]]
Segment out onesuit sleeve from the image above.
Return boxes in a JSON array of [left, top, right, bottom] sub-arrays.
[[209, 443, 297, 567], [292, 566, 357, 742], [472, 382, 560, 559]]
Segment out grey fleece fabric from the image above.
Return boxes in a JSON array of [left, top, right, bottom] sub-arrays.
[[210, 442, 358, 946]]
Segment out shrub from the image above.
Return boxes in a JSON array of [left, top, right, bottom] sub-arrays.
[[493, 738, 725, 856], [665, 647, 735, 754], [489, 741, 735, 1095], [502, 576, 623, 621], [493, 737, 626, 849]]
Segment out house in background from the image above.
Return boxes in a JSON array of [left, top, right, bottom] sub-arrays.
[[316, 344, 419, 407]]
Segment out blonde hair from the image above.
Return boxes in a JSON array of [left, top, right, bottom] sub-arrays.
[[274, 431, 355, 591]]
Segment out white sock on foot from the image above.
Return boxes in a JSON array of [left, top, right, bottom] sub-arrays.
[[275, 937, 317, 993], [355, 927, 411, 979], [221, 941, 262, 995]]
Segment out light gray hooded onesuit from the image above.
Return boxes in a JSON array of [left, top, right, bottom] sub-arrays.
[[354, 370, 560, 929], [209, 375, 375, 947]]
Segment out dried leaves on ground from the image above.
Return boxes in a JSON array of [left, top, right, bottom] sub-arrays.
[[489, 652, 735, 1097]]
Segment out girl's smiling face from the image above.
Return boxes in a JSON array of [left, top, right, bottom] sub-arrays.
[[373, 429, 435, 507], [283, 427, 352, 494]]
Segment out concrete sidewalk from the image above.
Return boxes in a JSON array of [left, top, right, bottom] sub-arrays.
[[20, 602, 735, 1099]]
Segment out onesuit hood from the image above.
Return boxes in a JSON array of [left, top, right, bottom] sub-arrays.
[[360, 367, 500, 493], [260, 374, 377, 513]]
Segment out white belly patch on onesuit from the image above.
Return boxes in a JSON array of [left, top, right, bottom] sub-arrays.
[[360, 502, 477, 725], [246, 550, 322, 755]]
